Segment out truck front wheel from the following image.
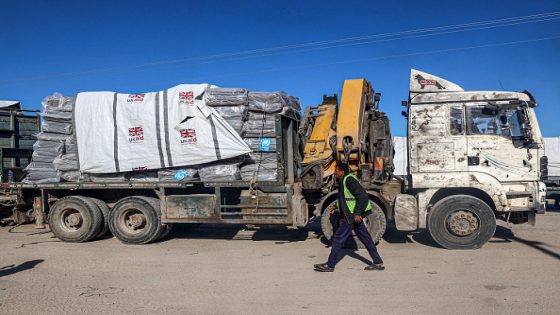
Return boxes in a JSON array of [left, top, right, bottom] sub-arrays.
[[108, 196, 163, 244], [428, 195, 496, 249]]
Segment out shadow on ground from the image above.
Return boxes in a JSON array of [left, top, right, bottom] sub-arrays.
[[0, 259, 44, 278], [164, 224, 309, 244]]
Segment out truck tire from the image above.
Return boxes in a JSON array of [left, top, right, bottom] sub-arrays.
[[108, 196, 163, 244], [321, 200, 386, 244], [88, 197, 110, 238], [428, 195, 496, 249], [48, 196, 103, 243]]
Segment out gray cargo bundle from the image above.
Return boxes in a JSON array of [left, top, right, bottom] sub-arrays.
[[248, 91, 301, 113], [205, 88, 248, 106], [198, 157, 244, 181], [244, 113, 276, 137], [23, 93, 75, 183], [240, 153, 278, 181]]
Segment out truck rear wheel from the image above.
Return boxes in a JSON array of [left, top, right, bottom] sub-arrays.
[[88, 197, 110, 238], [321, 200, 386, 244], [428, 195, 496, 249], [108, 196, 163, 244], [48, 196, 103, 242]]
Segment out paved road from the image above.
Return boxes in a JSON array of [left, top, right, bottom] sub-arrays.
[[1, 206, 559, 314]]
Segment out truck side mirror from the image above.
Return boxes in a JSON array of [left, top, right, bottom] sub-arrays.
[[401, 101, 408, 107], [401, 111, 408, 118]]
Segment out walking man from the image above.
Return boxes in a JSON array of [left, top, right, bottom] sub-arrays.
[[314, 162, 385, 272]]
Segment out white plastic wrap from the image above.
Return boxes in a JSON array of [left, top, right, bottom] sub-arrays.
[[41, 120, 73, 135], [243, 137, 276, 152], [61, 171, 90, 182], [22, 170, 61, 183], [42, 109, 73, 121], [198, 157, 244, 181], [41, 92, 75, 111], [36, 132, 71, 142], [32, 150, 59, 162], [53, 154, 79, 171], [33, 140, 65, 153], [25, 161, 56, 171], [205, 88, 248, 106], [65, 136, 77, 154], [212, 105, 248, 120], [158, 168, 199, 181], [75, 84, 250, 173]]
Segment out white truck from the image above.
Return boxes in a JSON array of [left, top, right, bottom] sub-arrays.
[[391, 70, 547, 249]]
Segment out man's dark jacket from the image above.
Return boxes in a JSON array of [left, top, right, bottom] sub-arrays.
[[337, 175, 371, 224]]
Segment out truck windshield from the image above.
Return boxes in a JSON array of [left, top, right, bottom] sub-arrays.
[[467, 107, 522, 138]]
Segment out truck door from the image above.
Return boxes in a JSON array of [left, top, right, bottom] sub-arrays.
[[409, 104, 468, 177], [466, 103, 539, 182]]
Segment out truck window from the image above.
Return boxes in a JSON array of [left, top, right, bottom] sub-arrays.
[[467, 107, 501, 136], [467, 107, 522, 138], [450, 107, 464, 135]]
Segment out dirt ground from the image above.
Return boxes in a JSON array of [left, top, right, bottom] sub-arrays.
[[1, 203, 559, 315]]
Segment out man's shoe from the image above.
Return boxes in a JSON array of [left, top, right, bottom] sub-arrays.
[[314, 263, 334, 272], [364, 263, 385, 271]]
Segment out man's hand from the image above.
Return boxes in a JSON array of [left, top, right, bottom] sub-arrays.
[[354, 215, 362, 223], [327, 206, 336, 215]]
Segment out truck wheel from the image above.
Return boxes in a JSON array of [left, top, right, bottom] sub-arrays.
[[321, 200, 387, 244], [428, 195, 496, 249], [108, 196, 163, 244], [88, 198, 110, 238], [48, 196, 103, 242]]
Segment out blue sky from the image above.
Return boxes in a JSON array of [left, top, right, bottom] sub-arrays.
[[1, 0, 559, 136]]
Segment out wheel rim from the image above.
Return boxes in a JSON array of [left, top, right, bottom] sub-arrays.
[[118, 208, 147, 235], [445, 210, 480, 237], [60, 208, 83, 232]]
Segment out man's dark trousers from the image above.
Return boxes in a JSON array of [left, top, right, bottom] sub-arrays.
[[327, 218, 383, 268]]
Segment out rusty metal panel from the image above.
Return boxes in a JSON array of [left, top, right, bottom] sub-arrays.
[[164, 194, 217, 219]]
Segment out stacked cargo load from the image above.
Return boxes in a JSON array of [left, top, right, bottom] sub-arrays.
[[22, 86, 300, 184], [240, 91, 300, 182], [23, 93, 75, 183]]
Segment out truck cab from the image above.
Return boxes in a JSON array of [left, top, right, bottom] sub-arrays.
[[395, 70, 547, 249]]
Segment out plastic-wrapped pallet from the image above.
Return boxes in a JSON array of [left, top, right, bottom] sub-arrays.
[[243, 137, 276, 152], [248, 91, 301, 113], [53, 154, 79, 172], [61, 171, 89, 182], [41, 120, 73, 135], [198, 157, 243, 181], [244, 112, 276, 137], [240, 153, 278, 181], [205, 88, 248, 106], [65, 136, 77, 155], [42, 92, 75, 111], [225, 119, 246, 135], [158, 168, 198, 181], [22, 162, 60, 183]]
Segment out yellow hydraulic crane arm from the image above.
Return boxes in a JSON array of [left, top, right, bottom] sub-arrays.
[[336, 79, 374, 171]]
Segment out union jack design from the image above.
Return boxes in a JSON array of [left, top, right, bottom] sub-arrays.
[[128, 126, 144, 142], [179, 91, 194, 105], [129, 127, 144, 137], [180, 128, 197, 143]]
